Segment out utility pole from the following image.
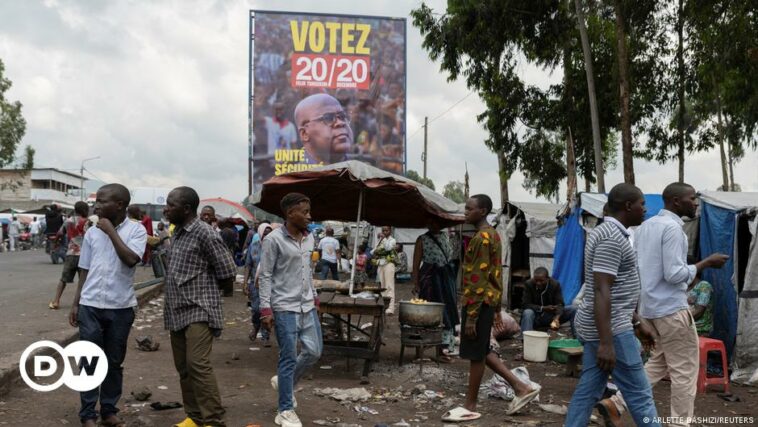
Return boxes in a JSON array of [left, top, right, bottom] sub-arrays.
[[80, 156, 100, 201], [422, 116, 428, 179]]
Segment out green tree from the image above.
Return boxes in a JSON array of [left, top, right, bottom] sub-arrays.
[[21, 145, 34, 170], [688, 0, 757, 191], [442, 181, 466, 203], [0, 59, 26, 168], [405, 169, 436, 190]]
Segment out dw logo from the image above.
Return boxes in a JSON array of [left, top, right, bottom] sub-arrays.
[[19, 340, 108, 392]]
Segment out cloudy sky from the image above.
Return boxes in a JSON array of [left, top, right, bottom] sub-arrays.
[[1, 0, 755, 206]]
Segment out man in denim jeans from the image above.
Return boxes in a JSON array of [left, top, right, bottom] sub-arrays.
[[68, 184, 147, 427], [566, 183, 660, 427], [259, 193, 322, 427]]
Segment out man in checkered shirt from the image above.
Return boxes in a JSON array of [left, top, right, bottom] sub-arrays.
[[163, 186, 236, 427]]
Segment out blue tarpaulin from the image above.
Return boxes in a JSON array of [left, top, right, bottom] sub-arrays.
[[699, 202, 738, 359], [553, 208, 586, 304], [552, 194, 664, 304]]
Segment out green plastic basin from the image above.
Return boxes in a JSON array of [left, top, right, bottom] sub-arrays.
[[548, 339, 582, 364]]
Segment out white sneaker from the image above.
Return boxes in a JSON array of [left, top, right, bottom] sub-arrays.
[[275, 409, 302, 427], [270, 375, 297, 408]]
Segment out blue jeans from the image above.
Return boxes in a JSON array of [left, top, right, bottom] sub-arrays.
[[77, 305, 135, 422], [247, 283, 269, 340], [521, 305, 577, 334], [274, 309, 323, 412], [318, 260, 339, 280], [566, 331, 660, 427]]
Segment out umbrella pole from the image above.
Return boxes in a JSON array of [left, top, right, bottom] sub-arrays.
[[348, 189, 364, 296]]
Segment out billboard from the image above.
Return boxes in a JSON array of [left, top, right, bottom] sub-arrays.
[[249, 11, 407, 193]]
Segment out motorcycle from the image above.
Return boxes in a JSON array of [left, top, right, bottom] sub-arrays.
[[46, 234, 67, 264], [17, 231, 33, 251]]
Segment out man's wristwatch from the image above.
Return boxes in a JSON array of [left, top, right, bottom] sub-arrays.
[[632, 320, 641, 328]]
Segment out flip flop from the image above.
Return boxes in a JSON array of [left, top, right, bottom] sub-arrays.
[[506, 385, 541, 415], [48, 302, 58, 310], [441, 406, 481, 422]]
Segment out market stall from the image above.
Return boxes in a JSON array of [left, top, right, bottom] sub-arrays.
[[253, 160, 464, 380]]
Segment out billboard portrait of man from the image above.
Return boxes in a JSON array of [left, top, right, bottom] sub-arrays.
[[249, 11, 407, 193], [294, 94, 354, 165]]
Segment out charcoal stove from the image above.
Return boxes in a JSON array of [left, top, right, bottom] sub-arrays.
[[399, 324, 444, 371]]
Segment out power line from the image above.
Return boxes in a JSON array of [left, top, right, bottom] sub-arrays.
[[407, 91, 475, 141], [82, 167, 105, 184]]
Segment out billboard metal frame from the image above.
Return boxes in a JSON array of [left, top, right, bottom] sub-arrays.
[[248, 10, 407, 195]]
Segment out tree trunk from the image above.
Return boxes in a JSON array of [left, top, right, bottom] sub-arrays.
[[614, 0, 635, 185], [497, 149, 510, 217], [574, 0, 605, 192], [676, 0, 686, 183], [566, 128, 578, 203], [584, 172, 592, 192], [727, 140, 735, 191], [715, 92, 729, 191]]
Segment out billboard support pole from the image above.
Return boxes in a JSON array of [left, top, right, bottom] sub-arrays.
[[422, 116, 428, 179], [248, 11, 254, 196]]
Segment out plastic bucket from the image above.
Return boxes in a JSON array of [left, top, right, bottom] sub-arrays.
[[523, 331, 550, 362]]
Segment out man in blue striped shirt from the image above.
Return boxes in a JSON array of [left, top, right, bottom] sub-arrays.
[[566, 183, 660, 427]]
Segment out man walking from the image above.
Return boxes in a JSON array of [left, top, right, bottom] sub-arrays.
[[635, 182, 728, 427], [259, 193, 322, 427], [8, 216, 20, 251], [442, 194, 540, 423], [30, 216, 42, 248], [50, 201, 89, 309], [162, 186, 237, 427], [68, 184, 147, 427], [566, 183, 660, 427], [317, 227, 340, 280]]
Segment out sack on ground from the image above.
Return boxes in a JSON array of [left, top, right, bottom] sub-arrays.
[[481, 366, 540, 401]]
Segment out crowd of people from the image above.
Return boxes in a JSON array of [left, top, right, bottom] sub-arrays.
[[46, 178, 730, 427]]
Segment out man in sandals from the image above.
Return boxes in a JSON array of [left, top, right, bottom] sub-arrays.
[[442, 194, 541, 423], [68, 184, 147, 427]]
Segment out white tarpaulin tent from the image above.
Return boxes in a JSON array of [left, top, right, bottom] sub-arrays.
[[515, 202, 561, 275], [734, 216, 758, 384], [495, 201, 562, 276]]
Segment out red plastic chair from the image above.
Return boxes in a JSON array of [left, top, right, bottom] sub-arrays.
[[697, 337, 729, 394]]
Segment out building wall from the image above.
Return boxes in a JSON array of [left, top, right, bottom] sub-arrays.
[[0, 170, 32, 202]]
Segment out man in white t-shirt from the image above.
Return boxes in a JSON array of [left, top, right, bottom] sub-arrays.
[[8, 216, 21, 251], [318, 227, 341, 280], [29, 217, 42, 248]]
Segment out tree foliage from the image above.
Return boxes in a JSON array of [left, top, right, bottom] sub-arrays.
[[442, 181, 466, 203], [411, 1, 669, 197], [405, 169, 436, 190], [0, 59, 26, 168], [21, 145, 34, 170]]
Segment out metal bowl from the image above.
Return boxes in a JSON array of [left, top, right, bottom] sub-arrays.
[[398, 301, 445, 327]]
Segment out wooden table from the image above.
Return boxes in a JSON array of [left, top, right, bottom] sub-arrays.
[[317, 291, 385, 383]]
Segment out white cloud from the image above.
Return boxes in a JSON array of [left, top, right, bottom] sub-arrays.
[[0, 0, 754, 212]]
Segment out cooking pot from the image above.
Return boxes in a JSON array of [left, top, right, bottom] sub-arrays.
[[399, 301, 444, 327]]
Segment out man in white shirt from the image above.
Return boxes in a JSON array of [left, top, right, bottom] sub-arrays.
[[317, 227, 341, 280], [68, 184, 147, 427], [8, 216, 20, 251], [374, 226, 397, 314], [635, 182, 728, 427], [29, 217, 42, 248]]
